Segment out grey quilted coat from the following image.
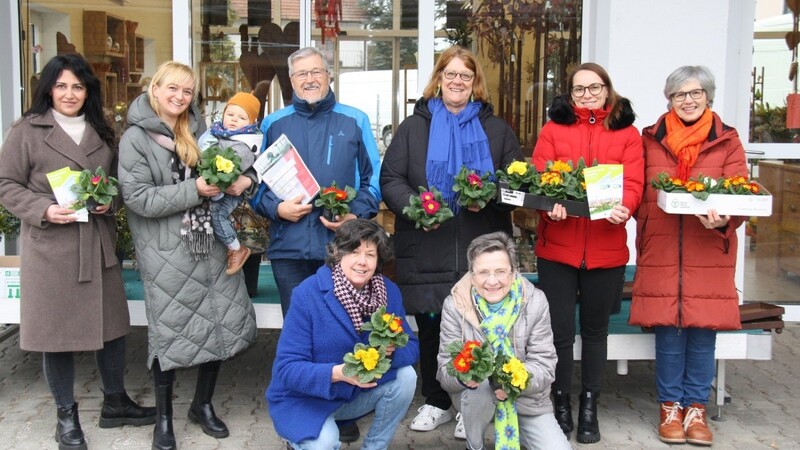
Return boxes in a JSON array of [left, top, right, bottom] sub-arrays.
[[436, 273, 557, 417], [118, 94, 257, 371]]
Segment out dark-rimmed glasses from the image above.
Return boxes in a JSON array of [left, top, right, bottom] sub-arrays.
[[571, 83, 606, 97], [670, 89, 705, 102]]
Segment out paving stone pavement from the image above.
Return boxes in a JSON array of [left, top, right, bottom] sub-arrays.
[[1, 323, 799, 449]]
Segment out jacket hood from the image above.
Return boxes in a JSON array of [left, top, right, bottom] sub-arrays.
[[291, 88, 336, 118], [412, 97, 497, 122], [547, 94, 636, 130], [127, 92, 205, 138]]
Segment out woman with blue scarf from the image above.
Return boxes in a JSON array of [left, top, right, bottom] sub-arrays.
[[380, 46, 524, 437], [436, 232, 570, 450]]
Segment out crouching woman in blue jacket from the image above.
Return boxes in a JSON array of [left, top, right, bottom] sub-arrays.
[[266, 219, 419, 449]]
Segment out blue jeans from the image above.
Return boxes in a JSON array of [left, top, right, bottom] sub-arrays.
[[455, 381, 571, 450], [288, 365, 417, 450], [210, 194, 242, 247], [655, 326, 717, 405], [270, 258, 325, 317]]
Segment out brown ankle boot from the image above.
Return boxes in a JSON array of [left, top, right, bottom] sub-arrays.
[[225, 247, 251, 275], [684, 403, 713, 446], [658, 402, 686, 444]]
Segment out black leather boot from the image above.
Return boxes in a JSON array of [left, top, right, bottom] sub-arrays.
[[576, 390, 601, 444], [55, 403, 87, 450], [187, 361, 229, 438], [337, 420, 360, 443], [99, 391, 157, 428], [553, 389, 574, 436], [152, 383, 176, 450]]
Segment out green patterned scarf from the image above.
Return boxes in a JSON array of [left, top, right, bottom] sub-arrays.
[[473, 276, 524, 450]]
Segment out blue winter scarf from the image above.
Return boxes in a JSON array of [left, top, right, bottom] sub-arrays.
[[426, 98, 493, 214], [209, 121, 259, 139]]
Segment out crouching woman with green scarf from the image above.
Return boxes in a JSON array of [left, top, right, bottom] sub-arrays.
[[436, 232, 570, 450]]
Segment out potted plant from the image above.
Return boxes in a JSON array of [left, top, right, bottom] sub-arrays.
[[71, 166, 119, 211]]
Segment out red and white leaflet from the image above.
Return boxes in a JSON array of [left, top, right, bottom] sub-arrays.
[[253, 134, 320, 205]]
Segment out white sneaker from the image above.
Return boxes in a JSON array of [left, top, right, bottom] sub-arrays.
[[409, 404, 453, 431], [454, 413, 466, 439]]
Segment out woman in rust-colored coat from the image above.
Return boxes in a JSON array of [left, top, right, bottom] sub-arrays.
[[0, 55, 154, 450], [630, 66, 747, 446]]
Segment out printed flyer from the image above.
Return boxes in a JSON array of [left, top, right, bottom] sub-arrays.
[[45, 167, 89, 222], [584, 164, 623, 220]]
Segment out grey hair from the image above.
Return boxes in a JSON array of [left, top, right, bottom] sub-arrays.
[[287, 46, 331, 77], [663, 65, 716, 108], [466, 231, 518, 273]]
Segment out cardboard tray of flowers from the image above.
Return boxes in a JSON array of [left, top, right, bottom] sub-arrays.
[[498, 181, 590, 217], [656, 182, 773, 217]]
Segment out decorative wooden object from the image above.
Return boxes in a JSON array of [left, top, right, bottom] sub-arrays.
[[56, 32, 78, 55], [755, 161, 800, 278]]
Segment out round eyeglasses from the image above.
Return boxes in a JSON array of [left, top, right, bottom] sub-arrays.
[[571, 83, 605, 97], [443, 70, 475, 82], [670, 89, 705, 102]]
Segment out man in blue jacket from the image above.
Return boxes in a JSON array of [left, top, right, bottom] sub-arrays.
[[253, 46, 381, 318]]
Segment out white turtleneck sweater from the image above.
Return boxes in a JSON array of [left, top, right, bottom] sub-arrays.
[[51, 109, 87, 145]]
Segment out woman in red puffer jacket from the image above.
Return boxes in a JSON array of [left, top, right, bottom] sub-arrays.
[[532, 62, 644, 444]]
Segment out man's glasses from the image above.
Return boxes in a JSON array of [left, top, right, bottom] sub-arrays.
[[670, 89, 705, 102], [571, 83, 605, 97], [443, 70, 475, 82], [472, 269, 513, 282], [291, 69, 328, 80]]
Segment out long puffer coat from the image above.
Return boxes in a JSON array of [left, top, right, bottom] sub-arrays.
[[118, 94, 257, 370], [629, 111, 746, 330]]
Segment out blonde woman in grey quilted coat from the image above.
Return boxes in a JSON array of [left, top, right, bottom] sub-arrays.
[[118, 61, 257, 450]]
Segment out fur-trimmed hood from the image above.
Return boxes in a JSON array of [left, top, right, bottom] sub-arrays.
[[547, 94, 636, 130]]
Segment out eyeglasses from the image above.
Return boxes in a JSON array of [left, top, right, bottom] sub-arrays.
[[291, 69, 328, 80], [670, 89, 705, 102], [443, 70, 475, 82], [571, 83, 606, 97], [472, 268, 513, 282]]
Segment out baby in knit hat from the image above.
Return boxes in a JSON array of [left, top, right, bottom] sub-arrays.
[[198, 92, 262, 275]]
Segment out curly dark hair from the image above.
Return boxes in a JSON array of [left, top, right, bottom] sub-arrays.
[[325, 219, 393, 272]]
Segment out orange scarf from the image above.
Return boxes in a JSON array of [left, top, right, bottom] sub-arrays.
[[664, 108, 713, 180]]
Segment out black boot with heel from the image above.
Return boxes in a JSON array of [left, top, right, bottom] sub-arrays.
[[187, 361, 229, 438], [576, 390, 601, 444], [55, 403, 87, 450], [553, 389, 574, 437]]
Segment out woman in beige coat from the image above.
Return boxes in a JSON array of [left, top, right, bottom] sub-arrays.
[[0, 54, 154, 450], [436, 232, 569, 450]]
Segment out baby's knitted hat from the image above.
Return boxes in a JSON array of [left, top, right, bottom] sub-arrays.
[[225, 92, 261, 124]]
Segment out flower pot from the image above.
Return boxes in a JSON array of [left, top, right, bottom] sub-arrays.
[[322, 209, 337, 221], [84, 198, 101, 212]]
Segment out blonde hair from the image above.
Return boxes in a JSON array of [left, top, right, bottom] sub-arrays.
[[148, 61, 201, 167]]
